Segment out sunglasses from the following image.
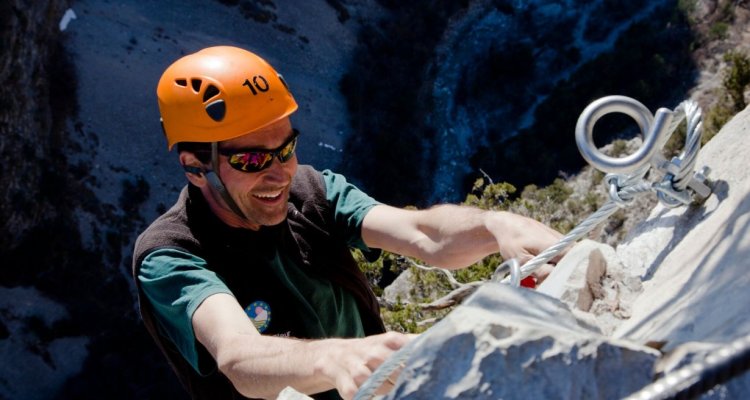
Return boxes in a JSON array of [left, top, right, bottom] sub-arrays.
[[217, 129, 299, 172]]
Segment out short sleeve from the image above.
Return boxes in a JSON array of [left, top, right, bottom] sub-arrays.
[[138, 248, 233, 374], [321, 169, 381, 250]]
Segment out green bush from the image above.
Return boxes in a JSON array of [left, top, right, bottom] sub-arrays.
[[709, 22, 729, 40], [702, 51, 750, 140], [462, 178, 516, 210], [723, 51, 750, 112], [677, 0, 697, 19]]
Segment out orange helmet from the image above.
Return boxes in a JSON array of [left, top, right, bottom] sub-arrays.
[[157, 46, 298, 149]]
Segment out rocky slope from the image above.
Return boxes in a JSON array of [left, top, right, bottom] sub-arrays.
[[0, 0, 71, 251], [382, 103, 750, 399]]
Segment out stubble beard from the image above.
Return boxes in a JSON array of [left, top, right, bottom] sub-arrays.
[[240, 187, 290, 228]]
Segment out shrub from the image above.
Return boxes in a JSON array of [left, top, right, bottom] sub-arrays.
[[702, 51, 750, 140], [723, 51, 750, 112], [709, 22, 729, 40]]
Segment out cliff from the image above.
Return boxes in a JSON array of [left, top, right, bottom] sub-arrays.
[[0, 0, 71, 250], [381, 104, 750, 399]]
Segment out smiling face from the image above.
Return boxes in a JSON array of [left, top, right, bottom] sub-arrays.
[[183, 117, 298, 230]]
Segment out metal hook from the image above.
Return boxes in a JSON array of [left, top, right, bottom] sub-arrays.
[[576, 96, 713, 208], [492, 258, 521, 286], [575, 95, 675, 175]]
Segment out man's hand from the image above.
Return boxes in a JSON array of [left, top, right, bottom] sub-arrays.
[[312, 332, 412, 400], [485, 211, 565, 284]]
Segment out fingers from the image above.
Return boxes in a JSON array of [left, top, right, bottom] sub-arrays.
[[338, 363, 373, 400], [378, 331, 412, 350], [492, 212, 566, 262], [336, 374, 360, 400], [325, 332, 412, 400], [374, 361, 406, 396], [363, 332, 412, 376]]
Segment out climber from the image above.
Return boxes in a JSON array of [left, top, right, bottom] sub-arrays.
[[131, 45, 564, 400]]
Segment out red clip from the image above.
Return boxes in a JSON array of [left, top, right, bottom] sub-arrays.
[[520, 276, 536, 289]]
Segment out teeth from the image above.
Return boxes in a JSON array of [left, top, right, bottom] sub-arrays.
[[254, 191, 281, 199]]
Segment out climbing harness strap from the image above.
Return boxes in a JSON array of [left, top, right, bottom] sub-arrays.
[[206, 142, 247, 219]]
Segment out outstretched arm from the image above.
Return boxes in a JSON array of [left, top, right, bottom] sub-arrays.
[[361, 204, 564, 270], [193, 293, 409, 400]]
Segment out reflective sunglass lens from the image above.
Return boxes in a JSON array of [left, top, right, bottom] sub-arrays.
[[278, 138, 297, 162], [223, 130, 298, 172], [229, 152, 273, 172]]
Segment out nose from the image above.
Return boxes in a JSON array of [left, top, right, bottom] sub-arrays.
[[262, 154, 295, 182]]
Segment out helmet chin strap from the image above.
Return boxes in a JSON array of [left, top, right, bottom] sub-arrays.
[[204, 142, 247, 220]]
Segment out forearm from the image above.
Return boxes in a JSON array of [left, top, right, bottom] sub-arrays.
[[363, 204, 564, 270], [195, 295, 332, 398], [410, 205, 501, 268], [363, 204, 501, 269], [215, 334, 335, 398], [194, 293, 409, 399]]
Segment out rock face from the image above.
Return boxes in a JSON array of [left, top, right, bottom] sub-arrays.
[[613, 104, 750, 349], [0, 2, 96, 399], [342, 0, 701, 205], [425, 0, 681, 202], [0, 0, 71, 250], [0, 287, 89, 400], [385, 284, 659, 400], [384, 106, 750, 398], [537, 239, 643, 336]]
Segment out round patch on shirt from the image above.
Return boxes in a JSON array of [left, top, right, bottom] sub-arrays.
[[245, 300, 271, 333]]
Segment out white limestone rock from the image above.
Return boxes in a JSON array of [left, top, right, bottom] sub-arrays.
[[383, 268, 416, 306], [385, 283, 659, 400], [539, 239, 642, 336], [613, 105, 750, 350]]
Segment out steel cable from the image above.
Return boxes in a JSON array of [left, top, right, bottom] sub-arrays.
[[624, 333, 750, 400]]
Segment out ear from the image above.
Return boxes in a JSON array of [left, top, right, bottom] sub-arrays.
[[179, 151, 208, 187]]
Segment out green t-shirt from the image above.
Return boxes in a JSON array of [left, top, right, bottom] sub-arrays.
[[138, 169, 380, 374]]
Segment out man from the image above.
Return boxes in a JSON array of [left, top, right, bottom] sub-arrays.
[[132, 46, 563, 400]]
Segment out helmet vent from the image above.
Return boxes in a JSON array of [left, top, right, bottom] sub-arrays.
[[175, 79, 187, 87], [191, 78, 202, 93], [203, 84, 220, 102], [205, 99, 226, 122]]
